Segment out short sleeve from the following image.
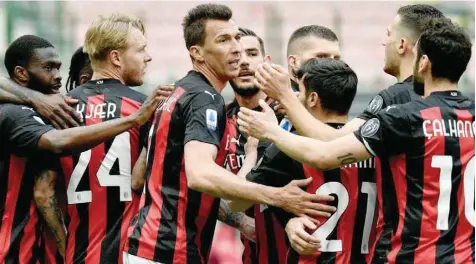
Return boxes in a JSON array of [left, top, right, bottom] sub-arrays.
[[358, 92, 388, 121], [246, 144, 304, 188], [183, 92, 226, 148], [0, 105, 55, 156], [354, 105, 411, 157]]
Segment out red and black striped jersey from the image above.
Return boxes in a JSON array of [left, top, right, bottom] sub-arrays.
[[0, 103, 55, 263], [355, 90, 475, 264], [60, 79, 147, 264], [358, 76, 420, 262], [248, 123, 378, 264], [222, 99, 271, 264], [125, 71, 227, 264]]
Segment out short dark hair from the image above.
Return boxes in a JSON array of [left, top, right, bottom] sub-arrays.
[[417, 18, 472, 83], [297, 58, 358, 115], [66, 46, 92, 92], [182, 3, 232, 50], [397, 4, 445, 42], [239, 27, 265, 56], [4, 35, 54, 78], [287, 25, 338, 56]]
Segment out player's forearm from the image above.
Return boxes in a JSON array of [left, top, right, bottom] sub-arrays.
[[0, 76, 36, 104], [34, 171, 66, 257], [237, 151, 257, 179], [228, 199, 254, 212], [39, 115, 139, 155], [188, 164, 279, 207], [218, 199, 247, 228], [279, 90, 342, 141]]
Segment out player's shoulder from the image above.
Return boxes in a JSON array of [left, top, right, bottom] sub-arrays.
[[380, 77, 416, 103], [176, 71, 224, 108], [117, 86, 148, 103], [0, 103, 38, 119]]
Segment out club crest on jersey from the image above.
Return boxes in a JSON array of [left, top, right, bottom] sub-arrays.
[[367, 95, 383, 114], [361, 118, 380, 138], [206, 109, 217, 131]]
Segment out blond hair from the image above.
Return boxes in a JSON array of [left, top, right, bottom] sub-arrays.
[[84, 13, 145, 68]]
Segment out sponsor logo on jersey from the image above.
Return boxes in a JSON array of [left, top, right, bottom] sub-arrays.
[[206, 109, 218, 131]]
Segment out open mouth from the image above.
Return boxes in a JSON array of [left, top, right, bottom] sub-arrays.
[[238, 70, 253, 77]]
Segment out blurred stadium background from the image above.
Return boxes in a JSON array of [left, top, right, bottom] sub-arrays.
[[0, 1, 474, 118], [0, 1, 474, 262]]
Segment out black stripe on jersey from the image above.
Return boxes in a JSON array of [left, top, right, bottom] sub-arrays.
[[72, 151, 90, 264], [395, 114, 425, 263], [199, 199, 220, 262], [7, 161, 36, 261], [471, 229, 475, 263], [100, 94, 125, 264], [127, 110, 161, 256], [317, 169, 341, 264], [263, 212, 279, 263], [184, 191, 200, 264], [153, 111, 184, 263], [0, 155, 10, 233], [435, 108, 462, 263], [350, 164, 375, 263]]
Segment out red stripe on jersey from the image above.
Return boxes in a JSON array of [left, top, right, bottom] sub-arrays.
[[18, 203, 38, 263], [173, 159, 189, 264], [453, 109, 474, 263], [224, 118, 239, 174], [119, 97, 143, 264], [271, 215, 287, 263], [387, 154, 407, 263], [242, 238, 252, 264], [85, 95, 107, 263], [0, 155, 26, 261], [44, 228, 61, 264], [135, 88, 185, 259], [61, 156, 77, 264], [254, 205, 269, 264], [413, 107, 445, 264]]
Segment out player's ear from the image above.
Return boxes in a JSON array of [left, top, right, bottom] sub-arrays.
[[190, 45, 205, 63], [397, 37, 409, 55], [264, 55, 272, 63], [14, 66, 29, 83], [79, 74, 91, 85], [288, 55, 298, 72], [308, 91, 319, 108], [109, 49, 122, 67], [419, 55, 430, 75]]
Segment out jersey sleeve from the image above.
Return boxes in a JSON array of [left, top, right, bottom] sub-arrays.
[[246, 143, 304, 188], [183, 92, 226, 148], [0, 105, 55, 156], [354, 105, 411, 157], [358, 91, 389, 121]]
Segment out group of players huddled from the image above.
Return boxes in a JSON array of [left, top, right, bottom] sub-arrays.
[[0, 2, 473, 264]]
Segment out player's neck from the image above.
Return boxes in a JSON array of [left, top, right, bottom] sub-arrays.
[[396, 60, 413, 82], [288, 67, 299, 84], [91, 69, 125, 85], [192, 64, 227, 92], [235, 91, 267, 109], [312, 110, 348, 125], [423, 77, 458, 97]]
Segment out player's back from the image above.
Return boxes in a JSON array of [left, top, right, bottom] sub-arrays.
[[60, 79, 147, 264], [360, 90, 475, 264], [287, 150, 378, 264], [125, 71, 227, 264]]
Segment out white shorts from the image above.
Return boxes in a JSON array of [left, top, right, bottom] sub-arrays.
[[123, 252, 164, 264]]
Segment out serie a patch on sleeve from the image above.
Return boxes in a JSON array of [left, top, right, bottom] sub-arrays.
[[206, 108, 218, 131]]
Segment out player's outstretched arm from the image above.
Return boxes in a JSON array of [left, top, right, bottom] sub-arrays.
[[131, 147, 147, 192], [0, 76, 82, 129], [253, 64, 364, 141], [184, 140, 336, 217], [37, 88, 163, 155], [34, 169, 66, 257]]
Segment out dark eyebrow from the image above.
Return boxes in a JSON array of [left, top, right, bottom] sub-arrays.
[[245, 48, 259, 53]]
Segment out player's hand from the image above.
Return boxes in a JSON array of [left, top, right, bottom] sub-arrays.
[[239, 215, 257, 242], [237, 99, 278, 142], [254, 63, 292, 100], [277, 177, 336, 217], [244, 136, 259, 156], [285, 216, 321, 255], [31, 93, 83, 129], [132, 88, 165, 126], [274, 92, 299, 118], [157, 83, 174, 101]]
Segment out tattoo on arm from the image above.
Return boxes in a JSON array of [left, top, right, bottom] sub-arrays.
[[337, 153, 357, 166], [218, 199, 245, 228]]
